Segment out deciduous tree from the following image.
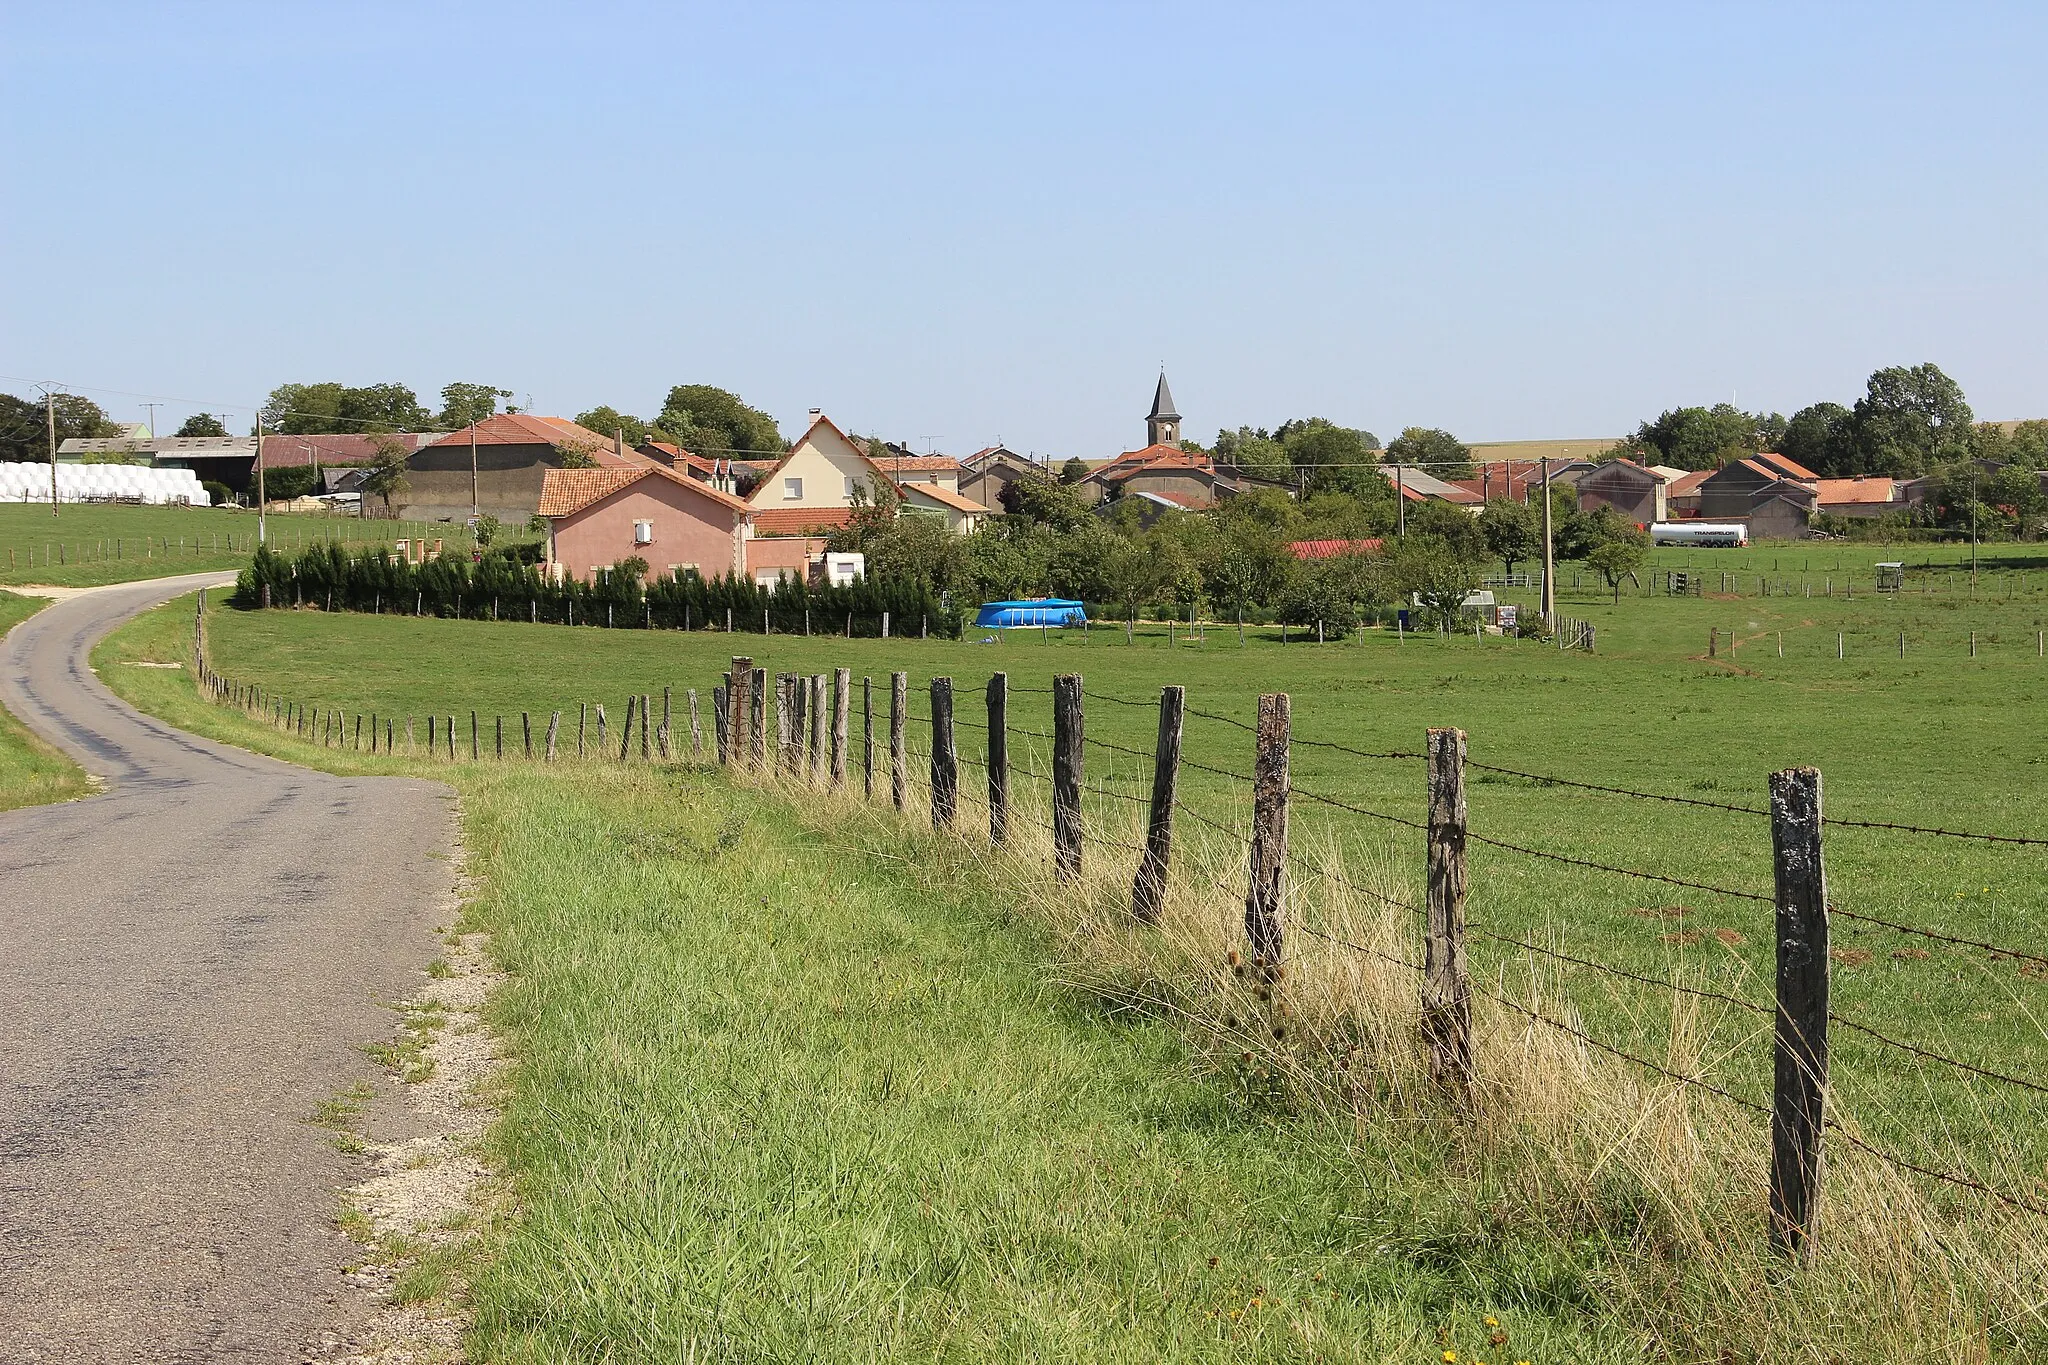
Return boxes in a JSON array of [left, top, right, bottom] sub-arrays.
[[1385, 426, 1474, 480]]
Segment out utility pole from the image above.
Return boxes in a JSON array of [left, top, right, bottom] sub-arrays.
[[1396, 463, 1406, 537], [470, 419, 480, 519], [1539, 457, 1555, 625], [255, 414, 267, 546], [142, 401, 162, 439], [44, 387, 58, 517]]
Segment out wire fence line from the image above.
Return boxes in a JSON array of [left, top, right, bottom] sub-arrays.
[[191, 618, 2048, 1249]]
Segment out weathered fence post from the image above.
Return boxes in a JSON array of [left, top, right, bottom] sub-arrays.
[[471, 712, 479, 761], [578, 702, 587, 758], [1244, 693, 1289, 977], [1423, 727, 1473, 1099], [728, 656, 753, 770], [446, 716, 455, 761], [687, 688, 702, 757], [1131, 684, 1185, 923], [919, 676, 958, 828], [831, 668, 850, 790], [545, 710, 560, 761], [428, 714, 435, 753], [640, 693, 651, 760], [986, 672, 1008, 846], [596, 703, 607, 755], [620, 695, 637, 760], [495, 715, 503, 760], [862, 676, 875, 799], [1769, 765, 1829, 1262], [808, 674, 829, 785], [776, 674, 796, 774], [750, 668, 767, 768], [1052, 674, 1084, 882], [522, 712, 532, 759], [658, 686, 672, 759], [712, 683, 730, 762], [890, 672, 908, 809]]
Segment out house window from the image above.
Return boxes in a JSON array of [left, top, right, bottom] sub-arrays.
[[784, 477, 803, 500], [633, 519, 654, 545], [669, 562, 698, 576], [845, 475, 857, 498]]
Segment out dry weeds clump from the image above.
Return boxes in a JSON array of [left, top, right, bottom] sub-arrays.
[[753, 760, 2048, 1362]]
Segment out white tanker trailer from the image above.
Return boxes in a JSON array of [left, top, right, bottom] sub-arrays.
[[1651, 522, 1747, 547]]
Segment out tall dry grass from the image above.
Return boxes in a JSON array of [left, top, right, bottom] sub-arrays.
[[744, 753, 2048, 1362]]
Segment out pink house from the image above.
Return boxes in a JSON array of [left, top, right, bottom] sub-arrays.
[[537, 465, 752, 582]]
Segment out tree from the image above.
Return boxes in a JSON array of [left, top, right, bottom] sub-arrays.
[[1405, 499, 1485, 560], [576, 405, 650, 446], [1277, 549, 1386, 631], [1385, 426, 1474, 480], [1851, 363, 1974, 477], [0, 391, 119, 462], [1478, 497, 1540, 575], [654, 385, 785, 456], [1281, 420, 1383, 498], [826, 477, 901, 553], [439, 383, 513, 430], [1212, 426, 1289, 480], [1388, 535, 1482, 630], [1002, 477, 1090, 530], [1586, 532, 1648, 603], [266, 381, 431, 434], [1612, 403, 1778, 470], [176, 412, 229, 437], [472, 513, 500, 549], [867, 511, 967, 592], [1059, 456, 1091, 485], [1779, 402, 1855, 477], [359, 435, 411, 516]]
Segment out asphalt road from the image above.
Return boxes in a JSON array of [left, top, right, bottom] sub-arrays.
[[0, 574, 456, 1362]]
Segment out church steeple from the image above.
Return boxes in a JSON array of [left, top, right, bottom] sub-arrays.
[[1145, 371, 1181, 447]]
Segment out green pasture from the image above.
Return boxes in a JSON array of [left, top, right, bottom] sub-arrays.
[[0, 591, 90, 810], [159, 566, 2048, 1203], [0, 502, 467, 588]]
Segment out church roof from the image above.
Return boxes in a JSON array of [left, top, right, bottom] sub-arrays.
[[1148, 372, 1179, 422]]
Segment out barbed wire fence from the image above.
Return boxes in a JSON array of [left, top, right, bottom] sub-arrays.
[[192, 592, 2048, 1253]]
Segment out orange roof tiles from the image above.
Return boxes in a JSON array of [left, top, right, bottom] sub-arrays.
[[425, 414, 646, 467], [901, 483, 991, 515], [751, 506, 858, 536], [1814, 477, 1895, 504], [1754, 451, 1819, 481], [1290, 538, 1385, 560], [537, 464, 752, 520]]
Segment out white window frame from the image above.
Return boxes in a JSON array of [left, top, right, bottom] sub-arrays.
[[783, 477, 803, 500], [633, 519, 654, 545]]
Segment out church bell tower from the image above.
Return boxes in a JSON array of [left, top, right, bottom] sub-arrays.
[[1145, 372, 1180, 447]]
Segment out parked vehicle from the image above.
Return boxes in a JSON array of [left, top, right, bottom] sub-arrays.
[[1650, 522, 1748, 547]]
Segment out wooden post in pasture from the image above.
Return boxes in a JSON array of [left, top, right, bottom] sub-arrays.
[[862, 677, 875, 799], [712, 684, 729, 762], [775, 675, 795, 773], [595, 703, 607, 755], [1131, 684, 1185, 924], [577, 702, 586, 758], [930, 677, 957, 829], [687, 689, 702, 757], [640, 693, 651, 760], [751, 668, 767, 767], [809, 674, 829, 785], [619, 695, 637, 760], [545, 710, 560, 761], [727, 656, 753, 769], [789, 675, 806, 770], [522, 712, 532, 759], [355, 714, 363, 750], [890, 672, 908, 810], [658, 687, 672, 759], [831, 668, 850, 790], [1768, 765, 1829, 1263], [1244, 694, 1289, 979], [1710, 627, 1718, 658], [1051, 674, 1084, 882], [985, 672, 1008, 846], [1423, 727, 1474, 1100], [427, 715, 435, 753], [385, 717, 393, 752], [494, 715, 503, 760]]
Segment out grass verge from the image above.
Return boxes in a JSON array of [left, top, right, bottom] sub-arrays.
[[0, 590, 92, 810]]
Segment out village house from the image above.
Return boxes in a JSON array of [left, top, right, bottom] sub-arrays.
[[1447, 458, 1598, 503], [867, 443, 962, 492], [958, 445, 1048, 509], [536, 463, 751, 583], [1384, 464, 1483, 509], [1573, 458, 1675, 525], [400, 414, 646, 523]]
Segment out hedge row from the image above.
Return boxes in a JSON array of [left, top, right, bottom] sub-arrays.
[[233, 543, 964, 637]]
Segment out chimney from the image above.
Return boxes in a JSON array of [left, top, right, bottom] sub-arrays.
[[616, 428, 626, 457]]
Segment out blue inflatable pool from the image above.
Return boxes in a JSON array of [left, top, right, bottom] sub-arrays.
[[975, 598, 1086, 629]]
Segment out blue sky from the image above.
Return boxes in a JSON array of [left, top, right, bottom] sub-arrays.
[[3, 1, 2043, 453]]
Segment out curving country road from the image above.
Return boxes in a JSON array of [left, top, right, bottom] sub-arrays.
[[0, 574, 457, 1362]]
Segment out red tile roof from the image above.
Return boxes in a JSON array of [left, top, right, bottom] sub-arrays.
[[258, 433, 433, 468], [424, 414, 645, 467], [1814, 477, 1895, 505], [1754, 451, 1819, 481], [901, 483, 991, 515], [751, 506, 858, 536], [1087, 444, 1215, 482], [1290, 538, 1385, 560], [1668, 469, 1714, 496], [537, 464, 752, 520], [870, 453, 960, 473]]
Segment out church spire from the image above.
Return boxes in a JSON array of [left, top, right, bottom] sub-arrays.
[[1146, 371, 1180, 447]]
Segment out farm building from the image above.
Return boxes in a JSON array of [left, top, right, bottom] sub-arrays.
[[1814, 477, 1899, 518], [401, 415, 647, 524], [1448, 457, 1599, 503], [1384, 465, 1482, 508], [958, 446, 1047, 509], [59, 435, 262, 494], [1574, 459, 1674, 525], [536, 464, 751, 583]]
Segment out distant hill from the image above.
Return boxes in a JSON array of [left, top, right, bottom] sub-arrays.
[[1465, 437, 1618, 464]]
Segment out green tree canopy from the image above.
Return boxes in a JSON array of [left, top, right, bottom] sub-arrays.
[[0, 392, 120, 462], [1850, 363, 1974, 477], [1280, 420, 1384, 498], [1385, 426, 1474, 480], [1478, 497, 1540, 574], [359, 434, 412, 514], [439, 383, 514, 430], [1059, 456, 1091, 484], [1001, 476, 1091, 530], [175, 412, 230, 438], [1404, 499, 1484, 560], [1388, 535, 1482, 630], [1778, 402, 1856, 477], [1612, 402, 1780, 470], [1211, 426, 1290, 480], [576, 405, 651, 446], [654, 385, 785, 457], [266, 381, 432, 434]]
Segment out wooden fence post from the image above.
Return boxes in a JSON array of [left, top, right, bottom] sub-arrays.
[[986, 672, 1008, 846], [1052, 674, 1084, 882], [659, 686, 672, 759], [712, 683, 729, 762], [831, 668, 850, 790], [620, 695, 637, 760], [1244, 693, 1289, 977], [545, 710, 560, 761], [809, 674, 829, 785], [930, 677, 958, 828], [862, 676, 874, 799], [750, 668, 767, 767], [495, 715, 503, 760], [687, 688, 702, 757], [1131, 684, 1185, 924], [428, 714, 435, 753], [640, 692, 652, 760], [1423, 727, 1473, 1099], [523, 712, 532, 759], [446, 716, 455, 761], [890, 672, 908, 810], [471, 712, 479, 761], [1769, 765, 1829, 1262], [728, 656, 752, 769], [776, 674, 795, 774]]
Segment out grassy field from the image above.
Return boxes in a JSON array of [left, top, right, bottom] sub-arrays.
[[86, 558, 2048, 1359], [0, 591, 90, 810], [0, 502, 472, 588]]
